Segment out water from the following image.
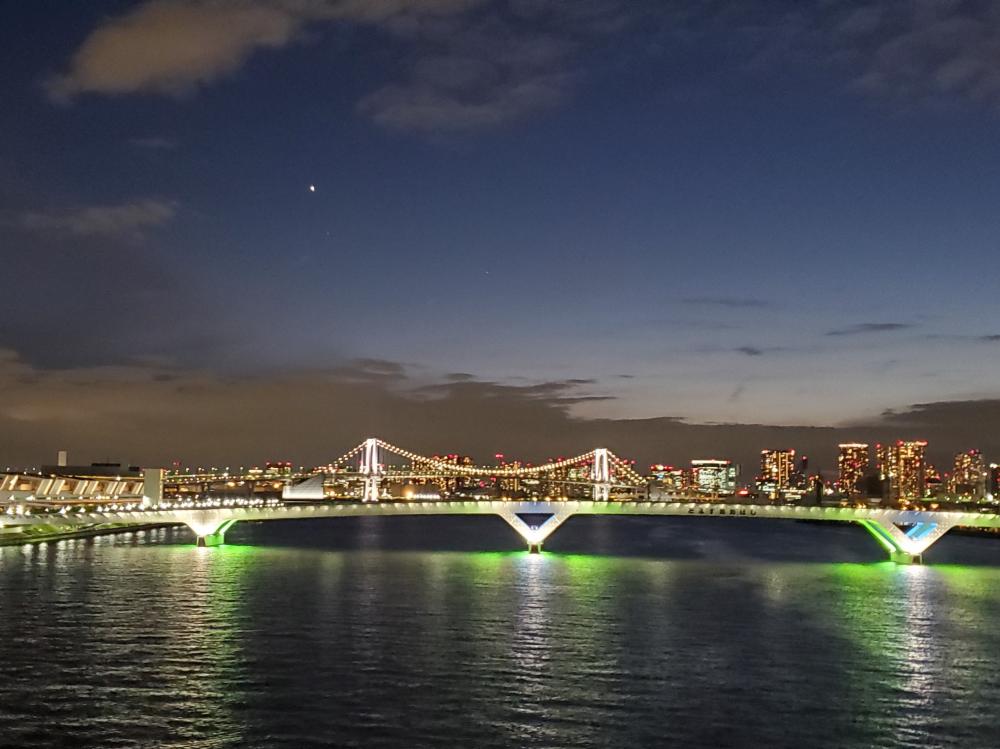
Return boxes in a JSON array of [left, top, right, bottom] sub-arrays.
[[3, 516, 1000, 748]]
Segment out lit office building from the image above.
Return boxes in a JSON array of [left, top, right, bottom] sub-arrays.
[[837, 443, 870, 496], [876, 440, 927, 502], [950, 450, 987, 501], [759, 449, 795, 499], [691, 459, 737, 496], [649, 464, 688, 492]]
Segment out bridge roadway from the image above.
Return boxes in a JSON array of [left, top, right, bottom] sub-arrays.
[[4, 499, 1000, 563]]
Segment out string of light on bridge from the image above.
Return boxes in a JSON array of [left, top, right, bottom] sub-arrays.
[[315, 438, 647, 485]]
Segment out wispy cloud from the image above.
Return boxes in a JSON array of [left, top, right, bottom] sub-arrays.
[[48, 0, 637, 134], [48, 0, 1000, 132], [47, 0, 483, 101], [19, 199, 177, 241], [353, 2, 635, 133], [826, 322, 914, 337], [734, 346, 785, 357], [47, 1, 301, 101], [842, 1, 1000, 108]]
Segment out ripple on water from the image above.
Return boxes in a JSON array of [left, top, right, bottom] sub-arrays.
[[3, 520, 1000, 748]]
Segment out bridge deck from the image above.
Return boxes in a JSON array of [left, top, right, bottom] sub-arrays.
[[4, 500, 1000, 562]]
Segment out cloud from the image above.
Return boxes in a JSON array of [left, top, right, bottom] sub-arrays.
[[843, 1, 1000, 107], [825, 322, 914, 337], [47, 1, 302, 100], [49, 0, 635, 133], [415, 376, 609, 405], [18, 199, 177, 241], [735, 346, 764, 357], [47, 0, 483, 101], [49, 1, 1000, 128], [2, 350, 999, 473], [875, 399, 1000, 429], [357, 67, 572, 133], [329, 358, 409, 382], [357, 23, 578, 132]]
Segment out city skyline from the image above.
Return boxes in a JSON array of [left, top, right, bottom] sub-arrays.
[[4, 1, 1000, 467]]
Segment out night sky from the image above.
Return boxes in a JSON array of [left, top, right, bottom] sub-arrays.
[[3, 0, 1000, 471]]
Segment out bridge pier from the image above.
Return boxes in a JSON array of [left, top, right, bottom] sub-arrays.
[[497, 505, 575, 553], [184, 517, 238, 548], [197, 531, 227, 548], [857, 519, 953, 564], [890, 550, 922, 565]]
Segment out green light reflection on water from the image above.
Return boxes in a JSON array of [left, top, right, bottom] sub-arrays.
[[156, 543, 259, 746]]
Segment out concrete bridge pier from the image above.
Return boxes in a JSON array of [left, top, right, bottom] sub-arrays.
[[197, 530, 227, 547], [857, 518, 955, 564], [497, 504, 575, 553], [181, 514, 239, 548]]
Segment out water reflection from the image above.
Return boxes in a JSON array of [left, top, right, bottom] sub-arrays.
[[3, 525, 1000, 748]]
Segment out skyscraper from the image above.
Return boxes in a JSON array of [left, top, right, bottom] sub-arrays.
[[837, 443, 870, 496], [759, 449, 795, 500], [950, 450, 987, 501], [876, 441, 927, 502], [691, 459, 737, 496]]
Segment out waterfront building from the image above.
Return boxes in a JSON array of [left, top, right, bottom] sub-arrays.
[[837, 443, 870, 496], [876, 440, 927, 502], [950, 450, 987, 501], [494, 454, 523, 495], [925, 464, 946, 499], [691, 459, 737, 496], [759, 449, 795, 499]]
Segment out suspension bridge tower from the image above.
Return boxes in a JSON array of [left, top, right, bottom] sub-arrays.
[[360, 437, 383, 502], [592, 448, 611, 501]]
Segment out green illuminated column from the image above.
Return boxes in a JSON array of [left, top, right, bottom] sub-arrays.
[[857, 519, 954, 564], [889, 550, 922, 565], [190, 518, 238, 547]]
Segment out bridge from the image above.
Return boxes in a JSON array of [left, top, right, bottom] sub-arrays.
[[3, 498, 999, 564], [3, 437, 1000, 563]]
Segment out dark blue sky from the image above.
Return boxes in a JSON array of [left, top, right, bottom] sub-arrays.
[[3, 0, 1000, 465]]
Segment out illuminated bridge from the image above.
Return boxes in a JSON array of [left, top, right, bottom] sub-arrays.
[[164, 438, 647, 503], [4, 498, 1000, 564], [3, 438, 1000, 564]]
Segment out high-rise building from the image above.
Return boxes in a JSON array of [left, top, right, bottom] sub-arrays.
[[759, 449, 795, 499], [924, 463, 946, 499], [649, 464, 687, 493], [837, 443, 870, 496], [876, 440, 927, 502], [950, 450, 987, 501], [691, 459, 736, 496], [989, 463, 1000, 501]]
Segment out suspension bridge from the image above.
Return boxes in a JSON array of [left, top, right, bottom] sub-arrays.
[[4, 437, 1000, 563]]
